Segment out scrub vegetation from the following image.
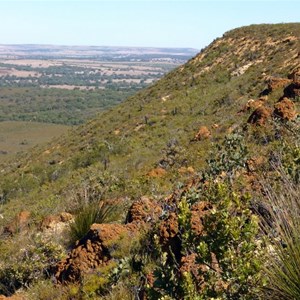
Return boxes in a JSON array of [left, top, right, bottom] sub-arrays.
[[0, 23, 299, 299]]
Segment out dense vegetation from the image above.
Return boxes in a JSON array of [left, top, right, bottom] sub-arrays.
[[0, 87, 133, 125], [0, 48, 193, 125], [0, 23, 299, 299]]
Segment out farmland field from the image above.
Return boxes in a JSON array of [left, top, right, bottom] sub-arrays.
[[0, 45, 197, 157], [0, 44, 197, 125]]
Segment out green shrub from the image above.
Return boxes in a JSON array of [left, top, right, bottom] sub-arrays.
[[147, 182, 263, 300], [260, 171, 300, 299], [0, 236, 65, 296], [69, 200, 121, 243], [205, 132, 248, 180]]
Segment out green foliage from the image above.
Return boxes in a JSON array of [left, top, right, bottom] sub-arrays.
[[148, 182, 262, 299], [205, 133, 248, 179], [197, 184, 262, 299], [282, 144, 300, 184], [70, 200, 121, 243], [259, 172, 300, 299], [0, 236, 65, 296], [0, 87, 132, 125]]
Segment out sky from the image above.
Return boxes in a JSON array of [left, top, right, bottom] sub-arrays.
[[0, 0, 299, 50]]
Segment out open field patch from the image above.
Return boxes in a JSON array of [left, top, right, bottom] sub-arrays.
[[0, 121, 69, 161]]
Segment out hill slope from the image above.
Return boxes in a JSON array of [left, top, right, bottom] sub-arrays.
[[0, 23, 299, 299], [1, 23, 299, 215]]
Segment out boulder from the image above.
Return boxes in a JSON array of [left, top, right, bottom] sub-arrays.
[[190, 201, 212, 236], [55, 223, 138, 283], [126, 196, 162, 223], [193, 126, 211, 141], [274, 97, 297, 121], [247, 106, 272, 126]]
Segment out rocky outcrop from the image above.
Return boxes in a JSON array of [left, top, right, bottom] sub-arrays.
[[190, 201, 212, 236], [267, 76, 291, 91], [274, 97, 297, 121], [3, 211, 31, 236], [55, 223, 138, 283], [158, 212, 180, 257], [193, 126, 211, 141], [126, 196, 162, 223], [247, 106, 272, 126], [55, 197, 162, 283]]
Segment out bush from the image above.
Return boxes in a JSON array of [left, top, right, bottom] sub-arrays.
[[259, 170, 300, 299], [0, 236, 65, 296], [147, 182, 263, 299], [69, 200, 121, 243]]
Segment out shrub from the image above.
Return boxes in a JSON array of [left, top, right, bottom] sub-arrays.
[[147, 182, 263, 299], [69, 200, 121, 243], [0, 236, 65, 296], [259, 171, 300, 299]]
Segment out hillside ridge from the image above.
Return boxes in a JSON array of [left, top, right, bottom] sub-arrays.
[[0, 23, 299, 299]]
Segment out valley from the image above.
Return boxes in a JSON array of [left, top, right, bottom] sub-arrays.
[[0, 45, 197, 160], [0, 24, 299, 299]]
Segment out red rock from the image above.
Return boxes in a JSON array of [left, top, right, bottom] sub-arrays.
[[267, 76, 291, 91], [55, 223, 139, 283], [247, 106, 272, 126], [3, 211, 31, 235], [159, 212, 179, 245], [180, 253, 206, 281], [194, 126, 211, 140], [126, 197, 162, 223], [190, 201, 212, 236], [274, 97, 297, 121]]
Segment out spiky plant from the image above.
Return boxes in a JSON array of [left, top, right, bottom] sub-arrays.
[[260, 170, 300, 299], [70, 200, 121, 243]]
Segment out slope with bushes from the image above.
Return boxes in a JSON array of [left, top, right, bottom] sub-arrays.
[[0, 23, 299, 299]]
